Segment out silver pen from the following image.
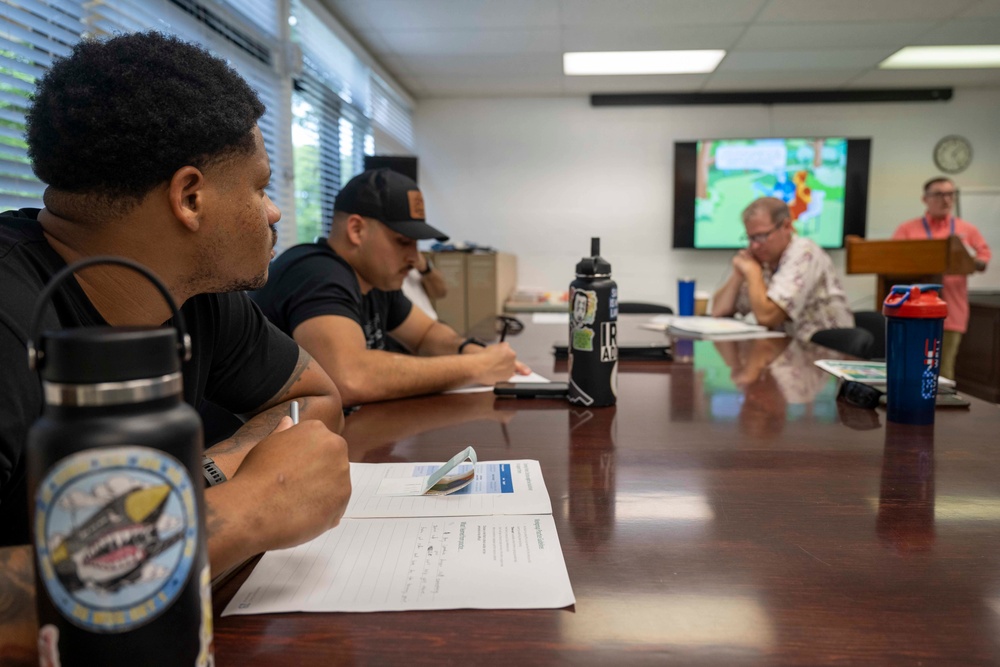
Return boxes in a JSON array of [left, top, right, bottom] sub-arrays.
[[289, 400, 299, 425]]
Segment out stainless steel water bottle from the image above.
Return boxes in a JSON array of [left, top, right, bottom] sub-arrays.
[[568, 237, 618, 407], [25, 257, 212, 666]]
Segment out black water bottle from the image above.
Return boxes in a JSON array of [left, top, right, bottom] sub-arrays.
[[25, 257, 211, 666], [568, 237, 618, 407]]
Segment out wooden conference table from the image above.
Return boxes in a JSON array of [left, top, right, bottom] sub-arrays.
[[213, 315, 1000, 666]]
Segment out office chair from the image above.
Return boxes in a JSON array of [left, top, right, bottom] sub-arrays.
[[617, 302, 674, 315], [811, 327, 875, 360], [852, 311, 886, 360]]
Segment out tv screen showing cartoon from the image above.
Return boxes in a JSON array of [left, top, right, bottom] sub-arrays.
[[673, 137, 870, 249]]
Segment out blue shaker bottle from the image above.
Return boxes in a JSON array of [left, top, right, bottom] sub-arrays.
[[882, 284, 947, 425], [678, 278, 695, 316]]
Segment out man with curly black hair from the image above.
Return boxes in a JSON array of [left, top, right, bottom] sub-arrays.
[[0, 32, 351, 590]]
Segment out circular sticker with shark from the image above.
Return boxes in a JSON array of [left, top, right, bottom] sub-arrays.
[[34, 446, 198, 633]]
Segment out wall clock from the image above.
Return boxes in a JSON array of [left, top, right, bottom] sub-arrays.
[[933, 135, 972, 174]]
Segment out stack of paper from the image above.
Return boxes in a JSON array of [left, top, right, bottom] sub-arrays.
[[445, 371, 551, 394], [814, 359, 956, 389], [641, 316, 784, 340], [222, 459, 575, 615]]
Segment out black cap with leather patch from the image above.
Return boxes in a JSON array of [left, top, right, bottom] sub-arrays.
[[334, 168, 448, 241]]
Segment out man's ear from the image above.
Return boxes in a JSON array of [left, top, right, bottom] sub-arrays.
[[344, 214, 369, 246], [168, 166, 207, 232]]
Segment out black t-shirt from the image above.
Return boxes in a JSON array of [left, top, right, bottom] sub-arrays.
[[251, 240, 412, 349], [0, 209, 300, 545]]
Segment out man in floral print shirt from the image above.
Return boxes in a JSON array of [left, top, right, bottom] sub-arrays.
[[711, 197, 853, 341]]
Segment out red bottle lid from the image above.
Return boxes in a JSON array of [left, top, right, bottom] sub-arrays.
[[882, 284, 948, 319]]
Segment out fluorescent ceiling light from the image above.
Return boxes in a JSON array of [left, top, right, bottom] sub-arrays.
[[880, 45, 1000, 69], [563, 50, 725, 76]]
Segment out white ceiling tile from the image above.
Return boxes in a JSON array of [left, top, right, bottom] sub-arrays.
[[364, 28, 562, 56], [561, 24, 746, 52], [322, 0, 1000, 100], [560, 73, 710, 94], [848, 68, 1000, 88], [718, 48, 895, 71], [736, 21, 936, 50], [362, 0, 560, 30], [703, 69, 862, 91], [321, 0, 374, 29], [758, 0, 978, 23], [355, 29, 392, 55], [383, 53, 563, 77], [558, 0, 766, 26], [959, 0, 1000, 18], [909, 18, 1000, 45]]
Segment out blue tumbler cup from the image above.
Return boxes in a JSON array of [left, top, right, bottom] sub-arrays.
[[882, 284, 947, 425], [678, 278, 695, 316]]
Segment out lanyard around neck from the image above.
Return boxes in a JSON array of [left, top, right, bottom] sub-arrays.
[[921, 216, 954, 239]]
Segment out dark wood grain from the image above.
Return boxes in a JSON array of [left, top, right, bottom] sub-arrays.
[[214, 316, 1000, 666]]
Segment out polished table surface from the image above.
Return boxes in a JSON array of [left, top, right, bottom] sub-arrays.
[[213, 315, 1000, 666]]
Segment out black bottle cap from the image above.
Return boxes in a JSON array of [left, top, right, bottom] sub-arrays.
[[575, 237, 612, 276], [40, 327, 181, 384]]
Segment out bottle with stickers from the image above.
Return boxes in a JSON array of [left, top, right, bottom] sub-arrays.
[[25, 258, 211, 667], [568, 237, 618, 407]]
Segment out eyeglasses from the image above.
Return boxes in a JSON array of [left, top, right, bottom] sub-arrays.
[[495, 315, 524, 341], [746, 220, 785, 245], [926, 191, 958, 200]]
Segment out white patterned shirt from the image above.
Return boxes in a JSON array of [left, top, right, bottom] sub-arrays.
[[736, 236, 853, 341]]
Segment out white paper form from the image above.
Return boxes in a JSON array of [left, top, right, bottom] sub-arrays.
[[345, 460, 552, 518], [444, 370, 551, 394], [221, 515, 575, 615]]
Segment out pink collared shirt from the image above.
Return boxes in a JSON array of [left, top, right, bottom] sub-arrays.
[[892, 215, 991, 333]]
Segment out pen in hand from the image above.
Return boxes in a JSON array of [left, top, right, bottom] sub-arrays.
[[499, 320, 510, 343], [289, 400, 299, 425]]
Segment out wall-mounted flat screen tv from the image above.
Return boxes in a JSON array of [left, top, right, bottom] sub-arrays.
[[673, 137, 870, 249]]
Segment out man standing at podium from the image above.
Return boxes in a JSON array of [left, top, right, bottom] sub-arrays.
[[893, 177, 991, 380]]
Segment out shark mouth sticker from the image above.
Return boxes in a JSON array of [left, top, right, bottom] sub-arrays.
[[34, 446, 199, 633]]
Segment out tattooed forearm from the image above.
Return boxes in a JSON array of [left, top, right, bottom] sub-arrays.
[[0, 546, 38, 665], [203, 499, 226, 539], [205, 349, 314, 464], [0, 547, 33, 624]]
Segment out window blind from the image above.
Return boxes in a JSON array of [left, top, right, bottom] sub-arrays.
[[0, 0, 85, 211], [87, 0, 289, 217], [370, 73, 414, 152], [291, 0, 373, 240]]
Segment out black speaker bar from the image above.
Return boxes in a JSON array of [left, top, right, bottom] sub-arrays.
[[591, 88, 952, 107]]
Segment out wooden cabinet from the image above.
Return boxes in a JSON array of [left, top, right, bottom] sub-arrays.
[[430, 252, 517, 335], [955, 292, 1000, 403]]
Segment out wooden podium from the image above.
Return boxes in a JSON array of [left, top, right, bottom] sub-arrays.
[[845, 235, 976, 308]]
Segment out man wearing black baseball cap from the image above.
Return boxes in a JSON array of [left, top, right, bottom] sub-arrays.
[[253, 168, 530, 405]]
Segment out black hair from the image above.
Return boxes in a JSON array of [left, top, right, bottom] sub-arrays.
[[923, 177, 954, 193], [26, 31, 266, 202]]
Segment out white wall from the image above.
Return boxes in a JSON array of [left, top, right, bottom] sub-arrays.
[[414, 88, 1000, 311]]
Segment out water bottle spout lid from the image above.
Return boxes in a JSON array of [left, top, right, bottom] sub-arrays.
[[576, 236, 612, 277], [881, 283, 948, 319]]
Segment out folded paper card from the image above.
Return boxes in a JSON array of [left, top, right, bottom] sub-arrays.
[[377, 446, 478, 496]]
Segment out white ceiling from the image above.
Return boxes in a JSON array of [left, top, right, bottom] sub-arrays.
[[319, 0, 1000, 99]]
